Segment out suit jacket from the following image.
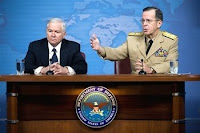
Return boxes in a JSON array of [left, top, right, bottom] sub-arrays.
[[25, 38, 87, 74], [100, 30, 178, 74]]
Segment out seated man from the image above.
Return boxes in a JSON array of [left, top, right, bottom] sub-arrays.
[[90, 6, 178, 74], [25, 18, 87, 75]]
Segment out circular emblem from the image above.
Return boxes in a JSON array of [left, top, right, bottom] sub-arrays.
[[76, 86, 118, 128]]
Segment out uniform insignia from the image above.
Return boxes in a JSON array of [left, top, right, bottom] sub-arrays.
[[162, 31, 177, 40], [128, 32, 143, 36], [155, 47, 168, 57]]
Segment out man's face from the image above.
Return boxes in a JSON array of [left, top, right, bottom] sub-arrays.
[[141, 10, 162, 38], [46, 22, 66, 47]]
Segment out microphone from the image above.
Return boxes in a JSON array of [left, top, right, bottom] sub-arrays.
[[46, 59, 54, 75], [138, 59, 146, 75]]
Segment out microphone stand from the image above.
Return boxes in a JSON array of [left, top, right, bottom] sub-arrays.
[[138, 59, 146, 75], [46, 59, 54, 75]]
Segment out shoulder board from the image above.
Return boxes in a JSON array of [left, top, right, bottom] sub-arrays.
[[128, 32, 143, 36], [162, 31, 177, 40]]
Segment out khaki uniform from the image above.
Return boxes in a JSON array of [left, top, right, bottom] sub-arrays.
[[100, 30, 178, 74]]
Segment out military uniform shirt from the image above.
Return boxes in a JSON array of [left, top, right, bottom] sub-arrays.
[[99, 30, 178, 74]]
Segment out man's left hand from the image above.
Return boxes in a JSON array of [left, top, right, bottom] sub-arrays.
[[135, 59, 152, 74], [50, 63, 69, 75]]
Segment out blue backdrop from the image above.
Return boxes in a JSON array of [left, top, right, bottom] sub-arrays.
[[0, 0, 200, 132]]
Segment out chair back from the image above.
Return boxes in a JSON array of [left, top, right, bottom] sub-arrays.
[[81, 52, 85, 59], [114, 57, 131, 74]]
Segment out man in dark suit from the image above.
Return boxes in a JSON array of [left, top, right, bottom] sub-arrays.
[[25, 18, 87, 75]]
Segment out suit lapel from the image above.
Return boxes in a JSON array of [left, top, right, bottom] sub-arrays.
[[40, 39, 49, 66], [60, 40, 69, 66], [146, 31, 164, 59], [137, 36, 146, 59]]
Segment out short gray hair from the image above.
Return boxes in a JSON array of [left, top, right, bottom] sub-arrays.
[[47, 18, 66, 32]]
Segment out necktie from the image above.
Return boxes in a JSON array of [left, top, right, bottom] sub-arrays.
[[146, 40, 153, 55], [51, 48, 58, 64]]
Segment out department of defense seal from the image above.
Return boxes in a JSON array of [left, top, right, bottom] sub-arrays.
[[75, 86, 118, 128]]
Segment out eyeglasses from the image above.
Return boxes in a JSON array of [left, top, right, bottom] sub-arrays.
[[140, 19, 159, 24]]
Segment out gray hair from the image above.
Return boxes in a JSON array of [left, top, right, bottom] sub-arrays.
[[47, 18, 66, 32]]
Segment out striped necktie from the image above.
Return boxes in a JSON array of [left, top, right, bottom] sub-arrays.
[[51, 48, 58, 64]]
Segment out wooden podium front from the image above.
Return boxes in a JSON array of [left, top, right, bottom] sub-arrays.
[[1, 74, 200, 133]]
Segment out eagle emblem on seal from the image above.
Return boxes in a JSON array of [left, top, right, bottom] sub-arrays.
[[84, 102, 108, 116]]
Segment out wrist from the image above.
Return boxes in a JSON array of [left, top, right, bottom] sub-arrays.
[[41, 67, 48, 74], [64, 66, 69, 74], [150, 67, 156, 74], [98, 46, 102, 53]]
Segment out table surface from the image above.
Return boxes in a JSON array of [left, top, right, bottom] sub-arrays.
[[0, 74, 200, 82]]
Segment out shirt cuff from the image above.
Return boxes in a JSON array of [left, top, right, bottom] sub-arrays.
[[66, 66, 76, 75], [150, 67, 156, 74], [34, 66, 44, 75]]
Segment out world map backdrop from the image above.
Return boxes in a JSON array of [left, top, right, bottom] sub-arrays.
[[0, 0, 200, 132]]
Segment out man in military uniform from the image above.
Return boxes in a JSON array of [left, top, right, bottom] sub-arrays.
[[90, 6, 178, 74]]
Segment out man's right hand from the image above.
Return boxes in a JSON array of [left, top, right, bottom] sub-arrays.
[[90, 34, 102, 53], [40, 63, 58, 74], [41, 66, 49, 74]]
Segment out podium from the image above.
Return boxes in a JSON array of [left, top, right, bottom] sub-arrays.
[[1, 74, 200, 133]]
